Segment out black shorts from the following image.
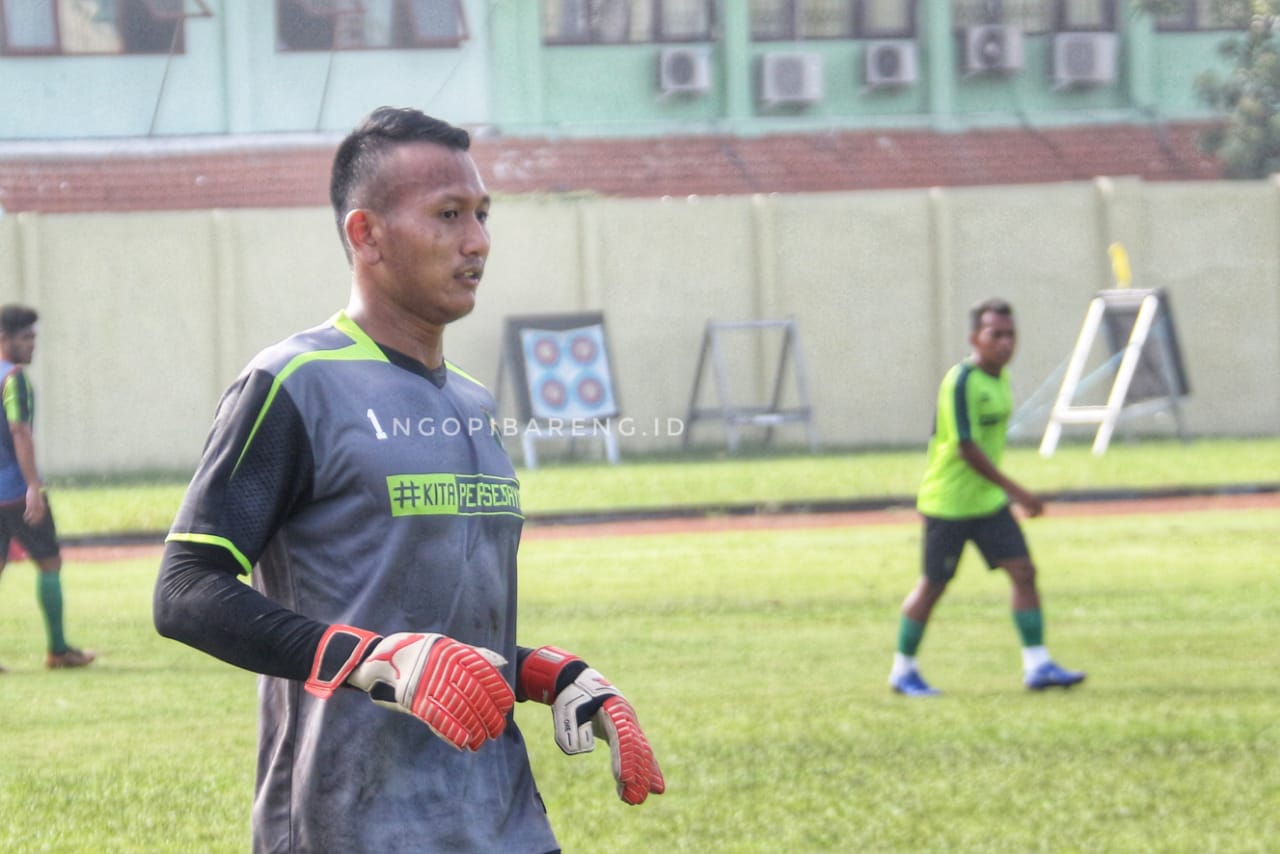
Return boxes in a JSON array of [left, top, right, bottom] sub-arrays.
[[0, 495, 61, 562], [922, 505, 1029, 583]]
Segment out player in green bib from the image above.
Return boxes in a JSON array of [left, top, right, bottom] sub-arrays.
[[890, 298, 1085, 696]]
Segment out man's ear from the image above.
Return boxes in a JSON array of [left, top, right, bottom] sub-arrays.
[[344, 209, 381, 264]]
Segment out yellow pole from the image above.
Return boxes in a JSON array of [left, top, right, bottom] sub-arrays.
[[1108, 242, 1132, 289]]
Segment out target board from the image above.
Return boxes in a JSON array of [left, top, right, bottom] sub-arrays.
[[1098, 288, 1190, 404], [503, 313, 619, 422]]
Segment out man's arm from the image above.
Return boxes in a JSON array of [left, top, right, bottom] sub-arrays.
[[958, 440, 1043, 517], [156, 540, 514, 750], [154, 540, 326, 679], [8, 419, 46, 524], [3, 369, 45, 525], [155, 367, 326, 677]]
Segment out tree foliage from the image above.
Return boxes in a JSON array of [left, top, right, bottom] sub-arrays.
[[1134, 1, 1280, 177]]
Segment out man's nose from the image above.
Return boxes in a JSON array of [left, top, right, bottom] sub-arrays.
[[463, 216, 490, 256]]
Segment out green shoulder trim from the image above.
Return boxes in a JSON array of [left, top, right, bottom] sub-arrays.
[[2, 368, 32, 425], [446, 361, 487, 389], [331, 310, 391, 362], [232, 311, 389, 475], [165, 532, 254, 575]]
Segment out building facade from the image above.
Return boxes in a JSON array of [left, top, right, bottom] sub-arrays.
[[0, 1, 1240, 212], [0, 2, 1242, 138]]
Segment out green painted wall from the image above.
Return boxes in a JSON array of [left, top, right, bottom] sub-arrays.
[[0, 0, 497, 139], [0, 2, 1246, 141], [496, 4, 1234, 136]]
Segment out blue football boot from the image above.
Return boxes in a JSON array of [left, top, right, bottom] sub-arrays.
[[1024, 661, 1086, 690], [891, 669, 941, 697]]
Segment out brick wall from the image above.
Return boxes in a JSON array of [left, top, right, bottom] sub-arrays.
[[0, 123, 1221, 215]]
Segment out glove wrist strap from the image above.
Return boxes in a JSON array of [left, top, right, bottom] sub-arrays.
[[305, 624, 381, 699], [518, 645, 586, 704]]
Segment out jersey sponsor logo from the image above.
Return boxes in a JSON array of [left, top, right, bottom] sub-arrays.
[[386, 473, 522, 518]]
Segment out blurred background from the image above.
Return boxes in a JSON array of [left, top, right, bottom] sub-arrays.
[[1, 0, 1276, 476]]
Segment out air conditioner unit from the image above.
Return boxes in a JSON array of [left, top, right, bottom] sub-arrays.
[[1053, 32, 1119, 87], [963, 24, 1024, 74], [758, 53, 824, 106], [864, 40, 918, 88], [658, 46, 712, 95]]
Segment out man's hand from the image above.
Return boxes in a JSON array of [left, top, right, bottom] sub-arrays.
[[958, 440, 1044, 517], [1007, 484, 1044, 518], [306, 625, 513, 751], [23, 485, 46, 525], [519, 645, 665, 805]]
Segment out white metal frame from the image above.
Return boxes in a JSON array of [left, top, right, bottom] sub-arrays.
[[1040, 289, 1186, 457], [684, 318, 817, 453]]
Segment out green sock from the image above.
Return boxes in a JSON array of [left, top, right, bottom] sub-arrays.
[[1012, 608, 1044, 648], [897, 616, 927, 656], [37, 571, 67, 654]]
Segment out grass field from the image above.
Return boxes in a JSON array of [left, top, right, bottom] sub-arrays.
[[1, 501, 1276, 852], [44, 437, 1280, 537]]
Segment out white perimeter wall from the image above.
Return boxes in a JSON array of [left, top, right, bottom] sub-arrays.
[[1, 176, 1277, 476]]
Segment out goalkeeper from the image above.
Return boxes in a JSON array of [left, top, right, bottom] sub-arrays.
[[153, 107, 662, 854]]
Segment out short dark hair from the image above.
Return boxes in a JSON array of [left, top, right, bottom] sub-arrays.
[[970, 297, 1013, 332], [0, 304, 37, 336], [330, 107, 471, 258]]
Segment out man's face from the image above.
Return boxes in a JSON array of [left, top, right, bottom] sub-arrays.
[[366, 143, 491, 327], [0, 325, 36, 365], [970, 310, 1015, 374]]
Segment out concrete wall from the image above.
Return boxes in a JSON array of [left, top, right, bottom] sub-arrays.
[[2, 177, 1278, 476]]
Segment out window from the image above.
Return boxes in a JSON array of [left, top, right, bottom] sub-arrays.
[[658, 0, 712, 40], [277, 0, 468, 51], [858, 0, 916, 38], [541, 0, 714, 45], [750, 0, 917, 41], [1153, 0, 1249, 32], [952, 1, 1120, 34], [1055, 0, 1115, 31], [798, 0, 856, 38], [1, 0, 209, 56], [750, 0, 792, 40], [951, 0, 1054, 35]]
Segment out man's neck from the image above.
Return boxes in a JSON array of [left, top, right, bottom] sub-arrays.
[[972, 357, 1002, 377], [345, 298, 446, 370]]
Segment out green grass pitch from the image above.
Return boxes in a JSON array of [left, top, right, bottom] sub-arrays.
[[1, 504, 1276, 852]]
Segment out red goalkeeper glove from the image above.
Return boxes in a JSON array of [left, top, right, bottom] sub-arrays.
[[305, 625, 513, 751], [518, 645, 665, 805]]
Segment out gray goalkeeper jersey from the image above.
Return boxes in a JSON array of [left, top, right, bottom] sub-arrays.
[[169, 312, 558, 854]]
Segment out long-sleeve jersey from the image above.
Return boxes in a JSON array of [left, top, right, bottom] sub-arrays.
[[154, 311, 558, 854]]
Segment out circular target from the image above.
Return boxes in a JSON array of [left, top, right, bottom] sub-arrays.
[[538, 377, 568, 410], [569, 334, 599, 365], [576, 374, 605, 409], [532, 337, 561, 367]]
